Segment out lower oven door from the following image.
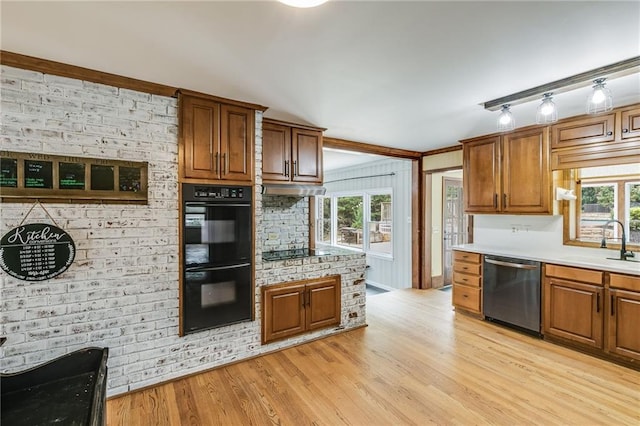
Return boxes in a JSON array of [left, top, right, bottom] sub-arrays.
[[183, 263, 252, 334]]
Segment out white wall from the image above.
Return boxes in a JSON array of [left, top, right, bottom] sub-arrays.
[[473, 215, 564, 250], [324, 158, 413, 290]]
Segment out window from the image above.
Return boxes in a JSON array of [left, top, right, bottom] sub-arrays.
[[336, 195, 363, 249], [317, 190, 393, 257], [568, 164, 640, 248]]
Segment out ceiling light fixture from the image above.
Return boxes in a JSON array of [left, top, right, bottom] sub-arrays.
[[497, 105, 515, 131], [278, 0, 329, 7], [586, 78, 613, 114], [536, 93, 558, 124]]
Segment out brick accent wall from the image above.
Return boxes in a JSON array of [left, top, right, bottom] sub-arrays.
[[0, 64, 366, 396], [261, 195, 309, 251]]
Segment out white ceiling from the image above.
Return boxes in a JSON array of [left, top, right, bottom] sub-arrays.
[[1, 1, 639, 153]]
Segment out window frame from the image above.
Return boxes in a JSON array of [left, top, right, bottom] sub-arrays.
[[316, 188, 394, 258]]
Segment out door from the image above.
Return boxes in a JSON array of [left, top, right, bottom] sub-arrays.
[[442, 177, 466, 287], [220, 104, 253, 182], [262, 121, 291, 182], [291, 128, 322, 183]]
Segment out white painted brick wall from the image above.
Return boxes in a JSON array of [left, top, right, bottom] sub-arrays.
[[0, 64, 366, 397]]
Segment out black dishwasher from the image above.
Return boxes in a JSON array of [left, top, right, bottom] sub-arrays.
[[483, 255, 541, 335]]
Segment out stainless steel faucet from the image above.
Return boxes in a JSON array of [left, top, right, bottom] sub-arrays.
[[600, 219, 635, 261]]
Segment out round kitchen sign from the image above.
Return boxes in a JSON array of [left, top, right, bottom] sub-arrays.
[[0, 223, 75, 281]]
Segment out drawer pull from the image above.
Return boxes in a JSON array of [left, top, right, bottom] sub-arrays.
[[596, 293, 600, 313], [622, 128, 629, 133], [607, 131, 613, 136]]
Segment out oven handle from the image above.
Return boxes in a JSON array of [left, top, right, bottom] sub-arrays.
[[185, 203, 251, 208], [484, 258, 538, 270], [186, 263, 250, 272]]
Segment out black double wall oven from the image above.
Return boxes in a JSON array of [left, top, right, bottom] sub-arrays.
[[181, 184, 252, 335]]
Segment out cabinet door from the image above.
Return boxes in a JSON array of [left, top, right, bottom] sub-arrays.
[[502, 127, 550, 214], [550, 113, 615, 149], [220, 104, 253, 182], [607, 289, 640, 361], [306, 276, 341, 331], [182, 96, 220, 180], [620, 106, 640, 140], [543, 277, 603, 348], [291, 128, 323, 183], [463, 136, 501, 213], [262, 121, 291, 182], [262, 284, 306, 343]]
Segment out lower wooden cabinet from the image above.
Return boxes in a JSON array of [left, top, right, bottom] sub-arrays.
[[452, 250, 482, 314], [606, 274, 640, 362], [262, 275, 341, 344], [543, 276, 604, 348]]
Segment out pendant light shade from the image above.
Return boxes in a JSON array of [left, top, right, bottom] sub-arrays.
[[536, 93, 558, 124], [497, 105, 515, 131], [586, 78, 613, 114]]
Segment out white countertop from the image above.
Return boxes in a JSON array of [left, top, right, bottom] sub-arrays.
[[454, 244, 640, 276]]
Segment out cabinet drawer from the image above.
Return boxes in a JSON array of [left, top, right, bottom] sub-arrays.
[[453, 271, 481, 288], [453, 285, 481, 313], [610, 273, 640, 292], [545, 264, 603, 285], [453, 262, 481, 276], [453, 251, 481, 264]]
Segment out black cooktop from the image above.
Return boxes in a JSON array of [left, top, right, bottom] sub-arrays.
[[262, 248, 310, 261]]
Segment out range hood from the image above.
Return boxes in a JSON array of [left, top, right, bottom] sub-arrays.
[[261, 184, 327, 196]]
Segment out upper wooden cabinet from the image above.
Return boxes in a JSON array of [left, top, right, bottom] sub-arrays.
[[550, 103, 640, 170], [462, 127, 550, 214], [262, 118, 324, 184], [180, 92, 256, 183]]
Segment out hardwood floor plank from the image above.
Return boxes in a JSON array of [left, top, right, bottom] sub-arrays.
[[107, 289, 640, 425]]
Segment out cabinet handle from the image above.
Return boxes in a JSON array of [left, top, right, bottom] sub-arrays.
[[214, 152, 219, 174], [301, 291, 305, 307], [222, 153, 227, 175], [596, 293, 600, 313], [611, 295, 615, 316], [503, 193, 507, 207], [284, 160, 289, 177], [622, 128, 629, 133], [293, 160, 298, 177], [494, 193, 497, 208], [606, 131, 613, 136]]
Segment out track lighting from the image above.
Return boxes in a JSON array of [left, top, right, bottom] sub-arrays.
[[586, 78, 613, 114], [536, 93, 558, 124], [497, 105, 515, 131]]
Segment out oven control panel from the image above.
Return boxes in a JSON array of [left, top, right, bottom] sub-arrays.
[[183, 184, 251, 201]]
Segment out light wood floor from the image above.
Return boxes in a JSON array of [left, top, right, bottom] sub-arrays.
[[107, 289, 640, 425]]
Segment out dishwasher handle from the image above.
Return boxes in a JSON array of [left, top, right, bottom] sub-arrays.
[[485, 258, 539, 270]]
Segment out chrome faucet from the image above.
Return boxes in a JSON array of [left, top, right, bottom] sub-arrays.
[[600, 219, 635, 261]]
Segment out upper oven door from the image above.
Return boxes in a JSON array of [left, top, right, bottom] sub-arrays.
[[184, 202, 252, 267]]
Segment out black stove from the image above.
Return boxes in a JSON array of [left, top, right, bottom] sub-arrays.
[[262, 248, 310, 261]]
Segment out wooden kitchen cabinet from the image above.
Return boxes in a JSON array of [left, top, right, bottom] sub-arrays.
[[606, 273, 640, 362], [452, 250, 482, 314], [262, 118, 324, 184], [180, 92, 255, 183], [543, 264, 604, 349], [262, 275, 341, 344], [462, 126, 550, 214], [550, 103, 640, 169]]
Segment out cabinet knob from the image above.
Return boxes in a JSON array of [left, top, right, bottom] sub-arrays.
[[607, 131, 613, 136], [622, 128, 629, 133]]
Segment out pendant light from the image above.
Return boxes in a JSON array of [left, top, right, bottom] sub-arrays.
[[278, 0, 329, 7], [536, 93, 558, 124], [586, 78, 613, 114], [497, 105, 515, 131]]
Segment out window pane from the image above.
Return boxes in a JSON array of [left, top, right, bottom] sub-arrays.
[[368, 194, 392, 255], [317, 196, 332, 244], [337, 195, 363, 249], [627, 182, 640, 244], [580, 183, 617, 241]]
